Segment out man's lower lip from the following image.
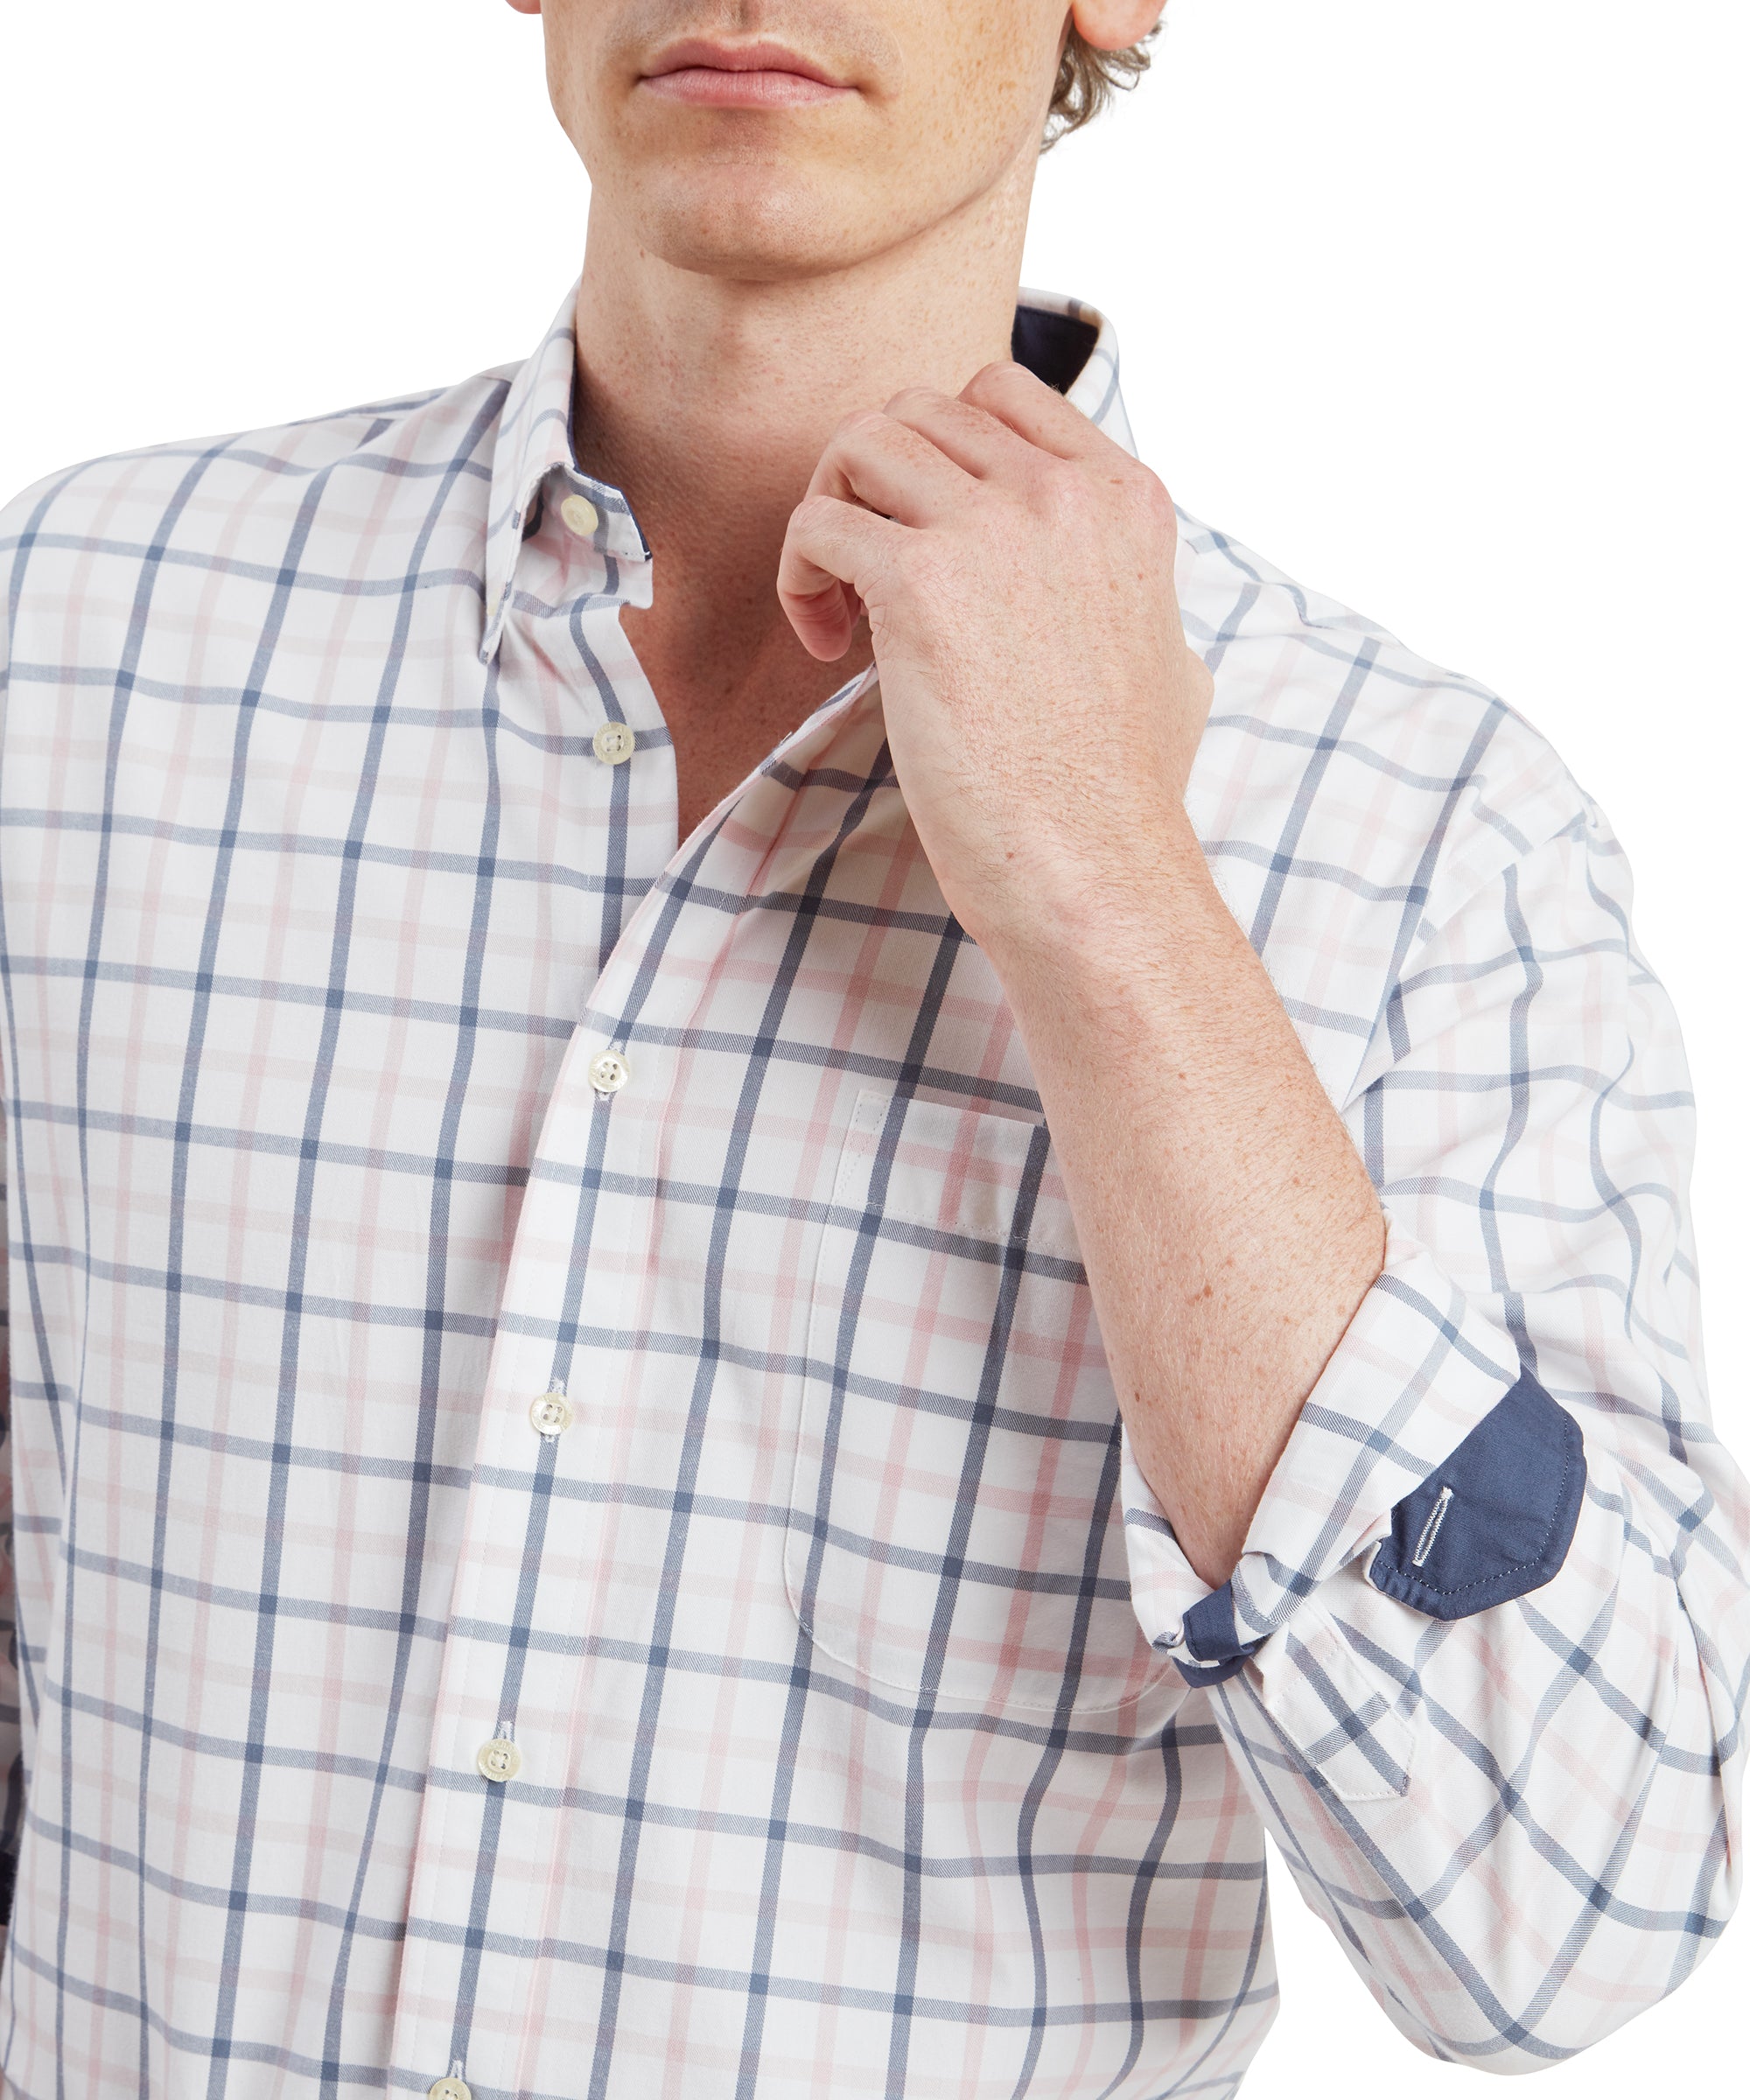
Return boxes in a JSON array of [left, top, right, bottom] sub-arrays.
[[639, 67, 850, 108]]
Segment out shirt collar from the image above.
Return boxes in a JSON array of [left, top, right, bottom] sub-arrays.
[[1020, 285, 1136, 452], [480, 281, 1134, 666], [480, 290, 651, 663]]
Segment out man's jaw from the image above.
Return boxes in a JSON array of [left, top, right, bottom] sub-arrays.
[[639, 37, 858, 108]]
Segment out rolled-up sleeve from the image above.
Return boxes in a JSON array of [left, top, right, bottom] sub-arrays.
[[1123, 798, 1750, 2068], [0, 1101, 18, 1955], [0, 605, 19, 1955]]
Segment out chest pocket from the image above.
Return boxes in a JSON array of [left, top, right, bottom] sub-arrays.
[[786, 1088, 1174, 1716]]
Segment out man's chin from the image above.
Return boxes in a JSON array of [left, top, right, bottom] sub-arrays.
[[620, 166, 900, 285]]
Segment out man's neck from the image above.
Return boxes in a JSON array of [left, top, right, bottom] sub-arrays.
[[567, 163, 1036, 836], [570, 170, 1031, 574]]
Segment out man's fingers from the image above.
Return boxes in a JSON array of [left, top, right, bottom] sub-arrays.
[[781, 365, 1144, 663], [808, 408, 973, 528], [878, 386, 1038, 481], [957, 359, 1114, 463], [777, 494, 909, 662]]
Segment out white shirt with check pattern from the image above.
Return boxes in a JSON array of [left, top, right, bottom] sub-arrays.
[[0, 285, 1745, 2100]]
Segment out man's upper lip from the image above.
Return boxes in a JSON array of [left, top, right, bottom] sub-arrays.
[[641, 38, 848, 88]]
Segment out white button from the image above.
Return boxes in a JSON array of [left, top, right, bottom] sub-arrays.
[[429, 2082, 471, 2100], [559, 493, 598, 538], [477, 1738, 522, 1783], [588, 1048, 629, 1096], [592, 719, 636, 766], [529, 1390, 573, 1436]]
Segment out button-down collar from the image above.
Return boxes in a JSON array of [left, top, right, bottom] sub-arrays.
[[480, 290, 653, 664], [0, 274, 1740, 2100], [479, 283, 1137, 669]]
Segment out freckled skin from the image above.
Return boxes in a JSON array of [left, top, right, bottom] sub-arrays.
[[535, 4, 1067, 287], [504, 0, 1152, 836], [500, 0, 1386, 1586]]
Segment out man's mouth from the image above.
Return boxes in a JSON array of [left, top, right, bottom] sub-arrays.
[[639, 38, 856, 108]]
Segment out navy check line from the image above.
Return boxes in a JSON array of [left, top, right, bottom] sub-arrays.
[[0, 284, 1740, 2096]]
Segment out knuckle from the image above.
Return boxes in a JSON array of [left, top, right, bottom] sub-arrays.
[[1032, 458, 1089, 517], [792, 492, 842, 538], [1149, 495, 1183, 565], [956, 363, 1012, 411], [832, 406, 888, 443], [1137, 468, 1178, 533]]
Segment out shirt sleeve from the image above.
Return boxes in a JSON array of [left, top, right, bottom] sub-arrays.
[[0, 1100, 18, 1950], [0, 544, 23, 1950], [1120, 795, 1750, 2069]]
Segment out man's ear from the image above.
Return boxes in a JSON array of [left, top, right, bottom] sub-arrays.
[[503, 0, 542, 17], [1069, 0, 1167, 53]]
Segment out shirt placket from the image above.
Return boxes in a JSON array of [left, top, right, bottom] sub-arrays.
[[385, 489, 873, 2095], [385, 479, 670, 2093], [388, 1045, 642, 2094]]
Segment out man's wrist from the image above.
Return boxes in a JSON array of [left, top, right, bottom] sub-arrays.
[[971, 806, 1230, 1010]]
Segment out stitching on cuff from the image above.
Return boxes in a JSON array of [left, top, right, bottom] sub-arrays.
[[1368, 1368, 1586, 1620]]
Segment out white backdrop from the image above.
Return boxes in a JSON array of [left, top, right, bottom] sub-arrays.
[[2, 3, 1745, 2094]]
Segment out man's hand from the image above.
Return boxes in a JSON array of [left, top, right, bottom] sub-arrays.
[[777, 361, 1213, 967], [777, 361, 1385, 1592]]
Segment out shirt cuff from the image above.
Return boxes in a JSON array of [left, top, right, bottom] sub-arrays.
[[1123, 1214, 1550, 1684]]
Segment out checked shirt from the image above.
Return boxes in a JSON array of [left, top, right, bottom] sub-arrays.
[[0, 285, 1746, 2099]]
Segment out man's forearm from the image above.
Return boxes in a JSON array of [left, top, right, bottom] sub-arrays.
[[775, 361, 1383, 1588], [984, 814, 1386, 1590]]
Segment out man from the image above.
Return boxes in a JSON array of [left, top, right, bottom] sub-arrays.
[[0, 1, 1744, 2094]]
